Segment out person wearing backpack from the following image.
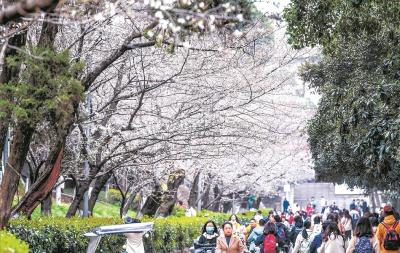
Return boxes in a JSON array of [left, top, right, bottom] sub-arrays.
[[318, 222, 345, 253], [254, 222, 278, 253], [290, 216, 304, 245], [292, 220, 313, 253], [248, 219, 265, 252], [376, 205, 400, 253], [346, 217, 380, 253], [273, 215, 290, 253]]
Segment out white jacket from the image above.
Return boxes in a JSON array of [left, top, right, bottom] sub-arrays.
[[318, 233, 345, 253]]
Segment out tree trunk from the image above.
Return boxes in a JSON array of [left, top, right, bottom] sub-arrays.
[[201, 181, 211, 210], [88, 171, 111, 214], [13, 144, 64, 216], [65, 179, 90, 217], [121, 190, 139, 217], [223, 193, 233, 213], [210, 185, 221, 212], [138, 184, 163, 218], [40, 193, 52, 216], [0, 123, 34, 228], [156, 170, 185, 217], [188, 172, 200, 208], [8, 13, 61, 219], [254, 196, 262, 209]]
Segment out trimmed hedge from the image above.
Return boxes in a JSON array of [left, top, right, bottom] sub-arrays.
[[8, 216, 208, 253], [8, 208, 272, 252], [0, 230, 29, 253]]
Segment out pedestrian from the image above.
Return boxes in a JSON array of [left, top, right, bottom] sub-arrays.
[[274, 215, 290, 253], [245, 219, 258, 241], [255, 222, 277, 253], [290, 216, 304, 245], [376, 205, 400, 253], [283, 198, 290, 213], [247, 219, 265, 252], [229, 214, 243, 236], [345, 217, 379, 253], [310, 221, 330, 253], [216, 222, 245, 253], [320, 196, 327, 213], [197, 220, 219, 245], [123, 217, 145, 253], [313, 216, 322, 234], [292, 219, 313, 253], [341, 210, 353, 241], [318, 222, 346, 253], [254, 210, 263, 223]]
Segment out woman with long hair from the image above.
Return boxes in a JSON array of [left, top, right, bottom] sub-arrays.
[[292, 219, 313, 253], [319, 222, 346, 253], [345, 217, 379, 253], [198, 220, 219, 244], [341, 210, 352, 241]]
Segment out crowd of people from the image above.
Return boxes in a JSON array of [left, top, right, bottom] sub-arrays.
[[193, 202, 400, 253]]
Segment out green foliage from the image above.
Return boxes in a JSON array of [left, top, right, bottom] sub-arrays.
[[8, 216, 209, 253], [0, 47, 84, 125], [0, 230, 29, 253], [97, 189, 123, 206], [284, 0, 400, 53], [7, 209, 269, 252], [285, 0, 400, 191]]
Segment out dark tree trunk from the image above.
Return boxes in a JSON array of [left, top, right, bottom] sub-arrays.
[[188, 172, 200, 208], [121, 190, 139, 217], [210, 185, 221, 212], [9, 14, 61, 219], [156, 170, 185, 217], [201, 181, 211, 210], [88, 171, 111, 214], [223, 193, 233, 213], [65, 179, 90, 217], [40, 193, 52, 216], [254, 196, 262, 209], [0, 124, 34, 228], [13, 144, 64, 216], [138, 184, 163, 218]]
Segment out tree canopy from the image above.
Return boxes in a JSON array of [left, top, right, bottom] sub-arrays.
[[284, 0, 400, 191]]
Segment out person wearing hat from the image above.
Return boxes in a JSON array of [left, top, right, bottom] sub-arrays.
[[376, 205, 400, 253], [124, 217, 145, 253]]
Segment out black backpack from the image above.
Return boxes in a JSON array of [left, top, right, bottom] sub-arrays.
[[382, 221, 400, 250]]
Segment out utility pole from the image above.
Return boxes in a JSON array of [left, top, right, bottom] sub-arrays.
[[82, 94, 92, 217]]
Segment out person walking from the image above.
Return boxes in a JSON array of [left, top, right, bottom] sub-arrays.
[[274, 215, 290, 253], [123, 217, 145, 253], [292, 220, 313, 253], [376, 205, 400, 253], [341, 210, 353, 241], [198, 220, 219, 245], [346, 217, 380, 253], [283, 198, 290, 213], [216, 222, 245, 253], [318, 222, 346, 253]]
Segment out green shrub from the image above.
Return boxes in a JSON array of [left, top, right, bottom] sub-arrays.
[[97, 189, 122, 205], [0, 230, 29, 253], [9, 216, 208, 253], [8, 217, 124, 253]]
